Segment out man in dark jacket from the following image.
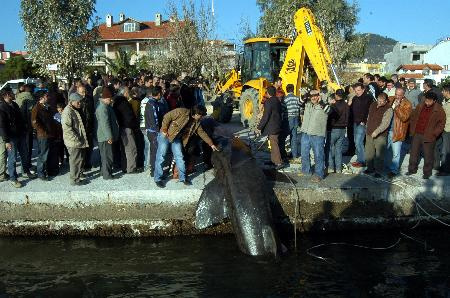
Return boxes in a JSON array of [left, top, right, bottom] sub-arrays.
[[113, 93, 139, 174], [363, 73, 380, 101], [326, 89, 349, 173], [420, 79, 444, 105], [16, 84, 36, 164], [349, 82, 373, 167], [144, 86, 167, 177], [257, 86, 284, 169], [407, 92, 446, 179], [284, 84, 301, 161], [31, 90, 59, 180], [0, 89, 36, 188]]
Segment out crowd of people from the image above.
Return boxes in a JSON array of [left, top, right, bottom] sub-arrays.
[[0, 71, 449, 188], [257, 75, 450, 182], [0, 73, 218, 188]]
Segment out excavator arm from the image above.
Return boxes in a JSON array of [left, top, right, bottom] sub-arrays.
[[214, 69, 242, 97], [279, 7, 341, 96]]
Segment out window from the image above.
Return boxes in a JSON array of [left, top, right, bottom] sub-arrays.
[[432, 70, 439, 75], [124, 22, 136, 32], [402, 45, 407, 49], [412, 53, 420, 61], [93, 46, 103, 62], [119, 45, 132, 53]]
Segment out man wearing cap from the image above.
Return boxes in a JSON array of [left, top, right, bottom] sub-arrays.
[[62, 92, 89, 186], [31, 90, 59, 180], [95, 86, 120, 180], [405, 78, 421, 109]]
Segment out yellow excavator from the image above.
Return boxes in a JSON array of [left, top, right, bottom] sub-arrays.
[[211, 7, 341, 127]]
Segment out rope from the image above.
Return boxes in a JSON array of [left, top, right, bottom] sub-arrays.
[[306, 172, 447, 262], [362, 174, 450, 228], [306, 238, 402, 262], [279, 169, 302, 251]]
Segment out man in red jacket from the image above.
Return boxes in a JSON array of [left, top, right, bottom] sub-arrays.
[[406, 92, 446, 179]]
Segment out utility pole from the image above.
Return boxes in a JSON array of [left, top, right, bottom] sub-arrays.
[[211, 0, 215, 17]]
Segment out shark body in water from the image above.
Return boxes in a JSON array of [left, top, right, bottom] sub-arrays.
[[195, 138, 285, 257]]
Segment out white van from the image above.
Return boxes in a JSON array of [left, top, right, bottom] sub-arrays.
[[0, 78, 41, 94]]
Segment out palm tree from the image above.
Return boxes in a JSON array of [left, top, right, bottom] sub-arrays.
[[102, 48, 137, 78]]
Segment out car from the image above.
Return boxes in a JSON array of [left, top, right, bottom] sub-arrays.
[[0, 78, 41, 94]]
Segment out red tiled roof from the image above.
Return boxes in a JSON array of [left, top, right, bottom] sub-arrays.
[[97, 20, 180, 41], [398, 73, 424, 79], [396, 64, 443, 71]]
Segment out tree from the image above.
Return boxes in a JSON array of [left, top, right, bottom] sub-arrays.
[[438, 76, 450, 88], [0, 56, 38, 82], [20, 0, 98, 83], [102, 49, 137, 78], [257, 0, 366, 67], [147, 0, 228, 80]]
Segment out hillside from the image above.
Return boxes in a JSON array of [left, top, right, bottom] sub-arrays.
[[357, 33, 397, 63]]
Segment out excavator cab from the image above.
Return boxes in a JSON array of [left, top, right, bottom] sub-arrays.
[[241, 38, 290, 84]]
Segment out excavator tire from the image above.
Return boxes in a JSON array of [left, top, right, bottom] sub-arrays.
[[239, 88, 260, 128], [211, 92, 234, 123]]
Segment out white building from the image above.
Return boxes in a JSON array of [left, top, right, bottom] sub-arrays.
[[424, 38, 450, 83], [396, 64, 445, 88], [93, 13, 236, 74], [384, 42, 432, 73], [424, 39, 450, 70]]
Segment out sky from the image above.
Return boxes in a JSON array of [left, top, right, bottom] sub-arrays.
[[0, 0, 449, 51]]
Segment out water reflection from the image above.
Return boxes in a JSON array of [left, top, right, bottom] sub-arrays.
[[0, 230, 448, 297]]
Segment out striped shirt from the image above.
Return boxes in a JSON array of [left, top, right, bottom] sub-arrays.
[[284, 93, 301, 118]]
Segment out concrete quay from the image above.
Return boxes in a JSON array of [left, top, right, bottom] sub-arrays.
[[1, 113, 449, 237], [0, 158, 449, 237]]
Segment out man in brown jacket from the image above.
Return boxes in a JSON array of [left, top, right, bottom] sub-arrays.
[[31, 90, 59, 180], [406, 92, 446, 179], [154, 105, 218, 188], [385, 87, 413, 178]]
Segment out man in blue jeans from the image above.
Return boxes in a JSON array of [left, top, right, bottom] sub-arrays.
[[349, 82, 373, 168], [0, 89, 36, 188], [144, 86, 167, 177], [31, 90, 59, 180], [284, 84, 301, 162], [326, 89, 349, 173], [385, 87, 412, 178], [300, 90, 331, 182], [154, 105, 218, 188]]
